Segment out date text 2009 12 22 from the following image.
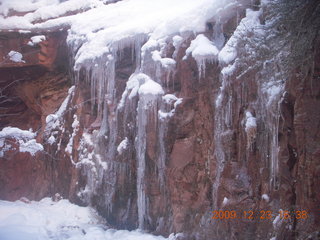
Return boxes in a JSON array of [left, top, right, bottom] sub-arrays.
[[211, 210, 308, 220]]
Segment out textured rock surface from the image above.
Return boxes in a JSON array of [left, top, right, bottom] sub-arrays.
[[0, 1, 319, 240]]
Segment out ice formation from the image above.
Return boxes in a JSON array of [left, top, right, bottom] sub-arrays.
[[185, 34, 219, 77]]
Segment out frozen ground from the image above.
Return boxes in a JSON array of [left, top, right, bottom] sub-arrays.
[[0, 198, 176, 240]]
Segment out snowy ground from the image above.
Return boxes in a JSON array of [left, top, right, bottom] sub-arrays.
[[0, 198, 176, 240]]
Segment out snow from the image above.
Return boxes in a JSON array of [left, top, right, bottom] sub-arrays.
[[19, 139, 44, 156], [47, 135, 56, 145], [218, 8, 262, 65], [65, 115, 79, 156], [7, 51, 25, 63], [222, 197, 229, 206], [0, 0, 59, 17], [158, 94, 182, 120], [245, 111, 257, 133], [117, 137, 129, 154], [118, 73, 163, 109], [45, 86, 75, 132], [152, 50, 176, 69], [273, 211, 283, 229], [186, 34, 219, 58], [162, 94, 179, 104], [185, 34, 219, 77], [221, 63, 236, 76], [262, 194, 270, 202], [0, 198, 176, 240], [0, 127, 43, 156], [0, 127, 35, 140], [0, 0, 235, 67], [138, 78, 164, 96], [172, 35, 183, 48], [28, 35, 46, 46]]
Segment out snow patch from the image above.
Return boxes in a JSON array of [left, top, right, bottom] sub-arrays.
[[245, 111, 257, 148], [45, 86, 75, 132], [262, 194, 270, 202], [186, 34, 219, 77], [218, 9, 262, 65], [47, 135, 56, 145], [222, 197, 229, 206], [117, 137, 129, 154], [28, 35, 46, 46], [139, 78, 164, 96], [19, 139, 44, 156], [8, 51, 25, 63], [65, 115, 80, 158]]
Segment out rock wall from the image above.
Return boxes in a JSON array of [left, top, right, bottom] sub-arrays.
[[0, 1, 319, 240]]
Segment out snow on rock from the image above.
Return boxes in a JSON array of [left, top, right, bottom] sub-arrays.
[[1, 0, 235, 68], [158, 94, 182, 120], [273, 211, 283, 229], [172, 35, 183, 57], [245, 111, 257, 148], [0, 127, 35, 140], [117, 137, 129, 154], [118, 73, 163, 109], [152, 50, 176, 69], [245, 111, 257, 133], [262, 194, 270, 202], [218, 8, 262, 65], [0, 127, 43, 156], [7, 51, 25, 63], [138, 78, 164, 96], [185, 34, 219, 77], [45, 86, 75, 132], [47, 135, 56, 145], [222, 197, 229, 206], [65, 115, 80, 159], [27, 35, 46, 46], [221, 63, 236, 76], [19, 139, 44, 156]]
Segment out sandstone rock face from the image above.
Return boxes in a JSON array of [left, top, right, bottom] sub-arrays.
[[0, 2, 319, 240], [0, 32, 79, 202]]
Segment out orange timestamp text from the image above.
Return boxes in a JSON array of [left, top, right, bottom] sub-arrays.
[[211, 210, 308, 220]]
